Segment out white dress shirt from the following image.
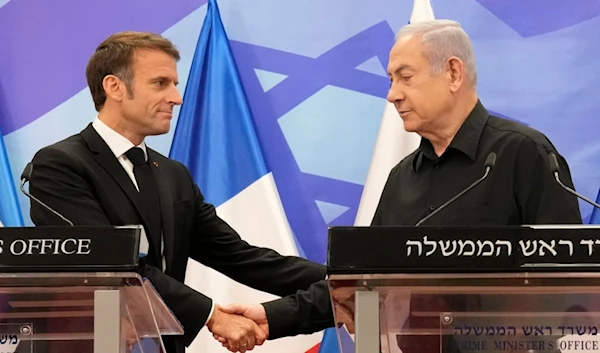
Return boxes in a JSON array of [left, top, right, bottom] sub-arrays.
[[92, 117, 165, 271]]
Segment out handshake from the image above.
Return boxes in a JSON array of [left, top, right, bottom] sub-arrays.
[[206, 289, 358, 353], [206, 303, 269, 353]]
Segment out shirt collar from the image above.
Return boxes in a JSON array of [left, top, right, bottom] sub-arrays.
[[91, 116, 147, 161], [412, 100, 489, 172]]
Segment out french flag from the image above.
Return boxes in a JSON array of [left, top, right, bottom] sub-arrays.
[[169, 0, 323, 352]]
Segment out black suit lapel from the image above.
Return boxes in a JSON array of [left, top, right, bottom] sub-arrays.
[[80, 124, 161, 259], [148, 151, 175, 272]]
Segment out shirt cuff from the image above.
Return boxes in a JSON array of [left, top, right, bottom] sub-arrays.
[[204, 302, 216, 326]]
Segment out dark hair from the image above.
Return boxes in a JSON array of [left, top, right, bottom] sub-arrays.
[[85, 31, 180, 111]]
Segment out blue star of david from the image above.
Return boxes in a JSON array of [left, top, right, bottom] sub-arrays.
[[230, 21, 395, 263], [230, 20, 526, 263]]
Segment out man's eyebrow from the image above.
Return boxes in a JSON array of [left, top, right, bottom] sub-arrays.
[[151, 75, 179, 85], [395, 65, 413, 73], [388, 64, 413, 77]]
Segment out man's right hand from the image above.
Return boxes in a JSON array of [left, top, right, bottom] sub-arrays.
[[206, 305, 267, 353]]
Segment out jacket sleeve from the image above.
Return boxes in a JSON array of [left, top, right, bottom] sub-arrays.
[[261, 280, 335, 339]]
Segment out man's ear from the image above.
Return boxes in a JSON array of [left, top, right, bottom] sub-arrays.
[[446, 57, 465, 93], [103, 75, 125, 102]]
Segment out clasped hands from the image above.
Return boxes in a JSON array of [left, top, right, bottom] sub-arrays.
[[207, 303, 268, 353], [207, 292, 358, 353]]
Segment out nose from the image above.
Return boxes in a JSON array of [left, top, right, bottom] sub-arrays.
[[386, 82, 405, 104], [168, 86, 183, 105]]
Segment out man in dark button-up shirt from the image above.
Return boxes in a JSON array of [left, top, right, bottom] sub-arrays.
[[373, 18, 581, 227], [218, 19, 582, 352]]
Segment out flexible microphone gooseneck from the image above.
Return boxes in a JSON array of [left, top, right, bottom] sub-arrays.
[[20, 162, 74, 226], [548, 152, 600, 209]]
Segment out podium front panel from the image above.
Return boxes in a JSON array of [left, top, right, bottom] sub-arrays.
[[329, 272, 600, 353], [0, 272, 183, 353]]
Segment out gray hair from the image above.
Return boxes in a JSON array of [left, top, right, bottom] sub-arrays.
[[396, 20, 477, 86]]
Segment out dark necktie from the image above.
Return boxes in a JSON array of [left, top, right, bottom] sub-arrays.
[[125, 147, 162, 265]]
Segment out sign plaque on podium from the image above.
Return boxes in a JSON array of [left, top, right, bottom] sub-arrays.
[[327, 225, 600, 353]]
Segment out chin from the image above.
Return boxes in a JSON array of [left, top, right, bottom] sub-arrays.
[[159, 121, 171, 133], [147, 125, 171, 137], [401, 120, 419, 133]]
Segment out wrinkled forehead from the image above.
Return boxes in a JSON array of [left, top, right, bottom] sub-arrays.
[[387, 35, 428, 73]]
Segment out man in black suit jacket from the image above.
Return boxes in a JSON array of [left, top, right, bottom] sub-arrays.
[[28, 31, 326, 353]]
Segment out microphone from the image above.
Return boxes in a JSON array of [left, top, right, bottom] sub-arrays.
[[20, 162, 74, 226], [548, 152, 600, 209], [415, 152, 497, 227]]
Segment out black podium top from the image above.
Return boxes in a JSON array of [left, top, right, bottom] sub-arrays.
[[0, 226, 141, 272], [327, 225, 600, 274]]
